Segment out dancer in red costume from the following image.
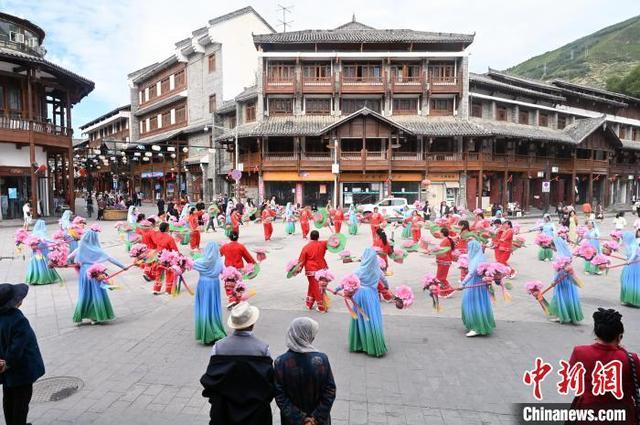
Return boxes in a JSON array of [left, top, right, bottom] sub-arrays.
[[404, 210, 423, 242], [220, 231, 256, 269], [151, 222, 179, 295], [369, 207, 385, 242], [495, 220, 515, 278], [297, 230, 329, 312], [261, 204, 275, 241], [373, 228, 394, 301], [136, 217, 157, 282], [299, 206, 313, 239], [436, 227, 455, 297], [188, 207, 204, 251], [333, 207, 344, 233], [230, 208, 242, 236]]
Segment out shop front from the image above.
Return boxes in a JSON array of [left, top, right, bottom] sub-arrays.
[[0, 166, 31, 220], [263, 171, 334, 206], [341, 172, 422, 207], [422, 172, 461, 208]]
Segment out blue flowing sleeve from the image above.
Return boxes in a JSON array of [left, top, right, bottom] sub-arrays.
[[108, 256, 126, 269]]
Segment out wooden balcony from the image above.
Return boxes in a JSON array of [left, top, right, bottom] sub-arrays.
[[300, 152, 332, 169], [302, 77, 333, 94], [238, 152, 261, 171], [264, 76, 296, 94], [429, 76, 462, 94], [426, 152, 464, 171], [0, 116, 72, 148], [340, 76, 385, 94], [391, 75, 424, 94]]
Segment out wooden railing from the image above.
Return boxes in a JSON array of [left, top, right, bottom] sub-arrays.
[[392, 151, 422, 160], [390, 74, 424, 93], [263, 152, 296, 161], [0, 116, 71, 136], [426, 152, 462, 161], [302, 152, 331, 160]]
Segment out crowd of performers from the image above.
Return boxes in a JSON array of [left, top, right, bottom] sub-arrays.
[[13, 198, 640, 358]]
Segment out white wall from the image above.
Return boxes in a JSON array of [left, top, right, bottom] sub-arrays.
[[210, 12, 273, 100], [0, 143, 46, 167]]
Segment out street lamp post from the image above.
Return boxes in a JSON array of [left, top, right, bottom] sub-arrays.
[[209, 123, 240, 200]]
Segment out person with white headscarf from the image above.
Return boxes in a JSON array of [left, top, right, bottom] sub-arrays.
[[274, 317, 336, 425]]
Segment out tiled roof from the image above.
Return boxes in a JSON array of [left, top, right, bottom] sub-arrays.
[[470, 73, 565, 102], [80, 105, 131, 130], [552, 79, 640, 104], [394, 116, 489, 137], [235, 85, 258, 102], [488, 68, 561, 92], [253, 25, 474, 45], [129, 55, 178, 84], [217, 100, 236, 114], [562, 115, 606, 144], [136, 122, 207, 145], [0, 47, 94, 101], [621, 140, 640, 151], [471, 118, 575, 143], [553, 86, 629, 108]]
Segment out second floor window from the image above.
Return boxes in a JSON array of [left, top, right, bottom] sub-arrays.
[[208, 54, 216, 73], [496, 106, 508, 121], [620, 127, 627, 140], [518, 110, 530, 125], [393, 98, 418, 115], [391, 64, 421, 82], [175, 105, 186, 123], [149, 116, 158, 131], [160, 77, 170, 94], [174, 70, 186, 88], [342, 64, 381, 82], [267, 63, 295, 83], [303, 64, 331, 81], [305, 98, 331, 115], [471, 102, 482, 118], [269, 98, 293, 115], [428, 63, 456, 83], [557, 115, 567, 129], [245, 103, 256, 122], [539, 113, 549, 127], [430, 98, 453, 116], [209, 94, 216, 113], [162, 111, 171, 127], [341, 98, 381, 114]]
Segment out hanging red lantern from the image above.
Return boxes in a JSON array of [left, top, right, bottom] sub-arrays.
[[421, 178, 431, 186]]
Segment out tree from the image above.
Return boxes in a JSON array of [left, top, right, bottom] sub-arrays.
[[606, 64, 640, 98]]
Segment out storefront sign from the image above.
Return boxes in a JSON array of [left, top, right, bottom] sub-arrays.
[[319, 184, 327, 194], [141, 171, 164, 178], [542, 181, 551, 193], [426, 172, 459, 182], [340, 172, 423, 182], [263, 171, 334, 182]]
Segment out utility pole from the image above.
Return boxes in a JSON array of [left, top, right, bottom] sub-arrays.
[[277, 4, 293, 32]]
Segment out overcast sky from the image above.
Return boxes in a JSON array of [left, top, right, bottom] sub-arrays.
[[3, 0, 639, 134]]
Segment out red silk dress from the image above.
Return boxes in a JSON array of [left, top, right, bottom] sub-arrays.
[[299, 209, 313, 239], [370, 213, 385, 241], [298, 240, 329, 311], [436, 237, 454, 296], [333, 209, 345, 233], [220, 241, 255, 269], [261, 208, 275, 241], [151, 231, 179, 294]]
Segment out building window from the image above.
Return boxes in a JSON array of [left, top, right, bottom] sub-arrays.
[[557, 115, 567, 129], [267, 63, 295, 82], [160, 77, 170, 94], [632, 128, 638, 141], [175, 105, 186, 123], [7, 86, 21, 115], [428, 62, 456, 83], [148, 84, 157, 101], [305, 98, 331, 115], [471, 102, 482, 118], [208, 54, 216, 73], [161, 111, 171, 128], [245, 102, 256, 122], [342, 64, 382, 82], [174, 70, 186, 88], [496, 105, 508, 121], [341, 98, 381, 114], [518, 110, 529, 125], [620, 127, 627, 140], [230, 116, 237, 128], [268, 98, 293, 115], [538, 113, 548, 127], [429, 98, 453, 116], [392, 98, 418, 115], [303, 64, 331, 81], [209, 94, 216, 113], [149, 116, 158, 131], [391, 64, 421, 83]]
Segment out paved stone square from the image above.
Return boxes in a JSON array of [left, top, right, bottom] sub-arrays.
[[0, 207, 638, 425]]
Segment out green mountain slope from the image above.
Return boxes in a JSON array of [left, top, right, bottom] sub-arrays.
[[507, 15, 640, 89]]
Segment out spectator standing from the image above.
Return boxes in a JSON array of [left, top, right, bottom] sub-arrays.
[[568, 308, 640, 424], [0, 283, 45, 425], [157, 197, 165, 217], [22, 202, 32, 230], [200, 302, 274, 425], [86, 193, 94, 218], [97, 197, 107, 220], [274, 317, 336, 425], [613, 212, 628, 231]]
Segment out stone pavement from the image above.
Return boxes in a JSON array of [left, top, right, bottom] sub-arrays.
[[0, 207, 638, 425]]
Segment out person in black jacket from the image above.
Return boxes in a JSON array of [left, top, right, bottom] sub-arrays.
[[0, 283, 45, 425]]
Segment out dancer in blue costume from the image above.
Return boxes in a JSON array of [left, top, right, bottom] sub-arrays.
[[538, 213, 556, 261], [584, 220, 602, 275], [69, 230, 126, 323], [347, 247, 387, 357], [284, 202, 296, 235], [123, 205, 138, 252], [25, 220, 63, 285], [548, 237, 584, 324], [193, 241, 227, 344], [461, 240, 496, 337], [400, 207, 412, 239], [348, 205, 359, 235], [620, 231, 640, 307], [59, 210, 78, 253]]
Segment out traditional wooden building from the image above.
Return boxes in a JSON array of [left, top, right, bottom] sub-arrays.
[[215, 17, 640, 210], [0, 12, 93, 220]]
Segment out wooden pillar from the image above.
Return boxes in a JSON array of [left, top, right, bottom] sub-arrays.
[[477, 169, 483, 209], [588, 173, 594, 205], [523, 176, 530, 211], [502, 170, 509, 207], [570, 151, 577, 206], [68, 146, 75, 212], [29, 129, 38, 218], [604, 174, 610, 208]]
